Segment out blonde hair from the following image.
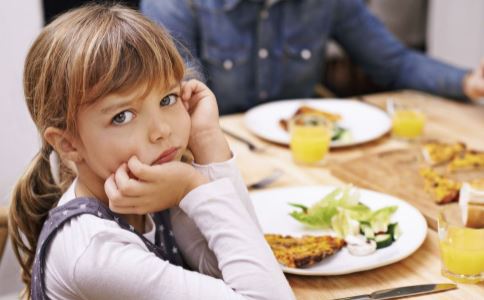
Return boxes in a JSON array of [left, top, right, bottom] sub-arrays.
[[9, 3, 185, 297]]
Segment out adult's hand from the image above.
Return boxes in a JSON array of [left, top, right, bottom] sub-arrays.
[[463, 58, 484, 103]]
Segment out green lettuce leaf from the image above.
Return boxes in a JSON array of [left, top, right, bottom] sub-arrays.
[[369, 206, 398, 233], [288, 186, 398, 238]]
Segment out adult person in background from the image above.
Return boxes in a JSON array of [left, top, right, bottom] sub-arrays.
[[141, 0, 484, 115]]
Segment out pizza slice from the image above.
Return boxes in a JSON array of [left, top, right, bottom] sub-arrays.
[[419, 167, 461, 204], [421, 141, 465, 165], [279, 105, 342, 131], [448, 150, 484, 172], [264, 234, 346, 268]]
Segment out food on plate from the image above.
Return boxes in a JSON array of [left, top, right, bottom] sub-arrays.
[[279, 105, 351, 142], [459, 179, 484, 228], [264, 234, 345, 268], [279, 105, 342, 131], [288, 186, 400, 256], [421, 141, 466, 165], [419, 167, 461, 204], [345, 235, 376, 256], [448, 150, 484, 172]]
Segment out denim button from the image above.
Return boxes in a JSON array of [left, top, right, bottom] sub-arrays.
[[301, 49, 311, 60], [258, 48, 268, 59], [223, 59, 233, 70], [259, 90, 268, 99]]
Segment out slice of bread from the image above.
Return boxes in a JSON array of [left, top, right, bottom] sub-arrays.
[[465, 204, 484, 228], [459, 181, 484, 228]]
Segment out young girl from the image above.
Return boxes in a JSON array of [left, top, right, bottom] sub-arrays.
[[9, 4, 294, 300]]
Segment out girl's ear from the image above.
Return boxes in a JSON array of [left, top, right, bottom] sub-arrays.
[[43, 127, 83, 163]]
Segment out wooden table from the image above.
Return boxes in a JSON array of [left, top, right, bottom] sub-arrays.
[[220, 90, 484, 299]]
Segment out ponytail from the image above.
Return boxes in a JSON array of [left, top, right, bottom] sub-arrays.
[[8, 143, 74, 297]]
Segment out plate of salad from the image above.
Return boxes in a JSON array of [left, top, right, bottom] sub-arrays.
[[250, 185, 427, 275]]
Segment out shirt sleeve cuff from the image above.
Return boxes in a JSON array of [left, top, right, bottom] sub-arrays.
[[191, 151, 238, 180], [445, 67, 470, 101]]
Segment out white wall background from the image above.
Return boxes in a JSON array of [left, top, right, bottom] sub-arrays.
[[0, 1, 42, 296], [427, 0, 484, 69]]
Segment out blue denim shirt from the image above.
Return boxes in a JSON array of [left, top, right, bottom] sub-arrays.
[[141, 0, 468, 114]]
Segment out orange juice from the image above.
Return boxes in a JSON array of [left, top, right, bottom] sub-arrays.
[[438, 207, 484, 283], [290, 115, 331, 164], [391, 109, 425, 138], [440, 228, 484, 283]]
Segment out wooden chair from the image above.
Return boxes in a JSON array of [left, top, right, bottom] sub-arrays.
[[0, 206, 8, 262]]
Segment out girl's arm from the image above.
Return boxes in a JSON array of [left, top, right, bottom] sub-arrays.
[[169, 80, 263, 276], [60, 179, 294, 299], [170, 206, 222, 278], [171, 153, 261, 277], [191, 154, 262, 230], [181, 79, 261, 229]]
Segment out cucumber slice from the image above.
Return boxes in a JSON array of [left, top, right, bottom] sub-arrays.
[[375, 233, 393, 249], [388, 223, 401, 241], [338, 130, 352, 143], [332, 126, 352, 142], [331, 126, 345, 141]]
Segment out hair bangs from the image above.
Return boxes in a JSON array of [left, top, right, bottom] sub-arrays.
[[77, 11, 185, 107]]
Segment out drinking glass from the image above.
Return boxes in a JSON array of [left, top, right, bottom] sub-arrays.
[[289, 114, 332, 164], [389, 102, 425, 139], [438, 205, 484, 283]]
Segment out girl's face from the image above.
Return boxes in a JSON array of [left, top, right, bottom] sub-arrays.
[[73, 82, 190, 197]]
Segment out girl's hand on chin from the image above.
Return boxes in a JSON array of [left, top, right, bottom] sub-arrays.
[[181, 79, 231, 164], [104, 156, 208, 215], [181, 79, 220, 135]]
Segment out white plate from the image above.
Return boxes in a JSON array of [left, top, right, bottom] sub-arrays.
[[244, 99, 391, 147], [251, 186, 427, 275]]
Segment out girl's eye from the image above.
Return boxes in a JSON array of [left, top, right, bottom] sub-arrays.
[[112, 111, 134, 125], [160, 94, 177, 106]]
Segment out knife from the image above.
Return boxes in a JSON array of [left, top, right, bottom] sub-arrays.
[[221, 128, 265, 152], [332, 283, 457, 300]]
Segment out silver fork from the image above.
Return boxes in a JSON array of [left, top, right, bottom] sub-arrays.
[[247, 169, 284, 190], [222, 128, 266, 153]]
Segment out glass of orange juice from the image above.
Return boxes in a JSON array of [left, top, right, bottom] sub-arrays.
[[438, 205, 484, 283], [389, 102, 425, 139], [289, 114, 332, 164]]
